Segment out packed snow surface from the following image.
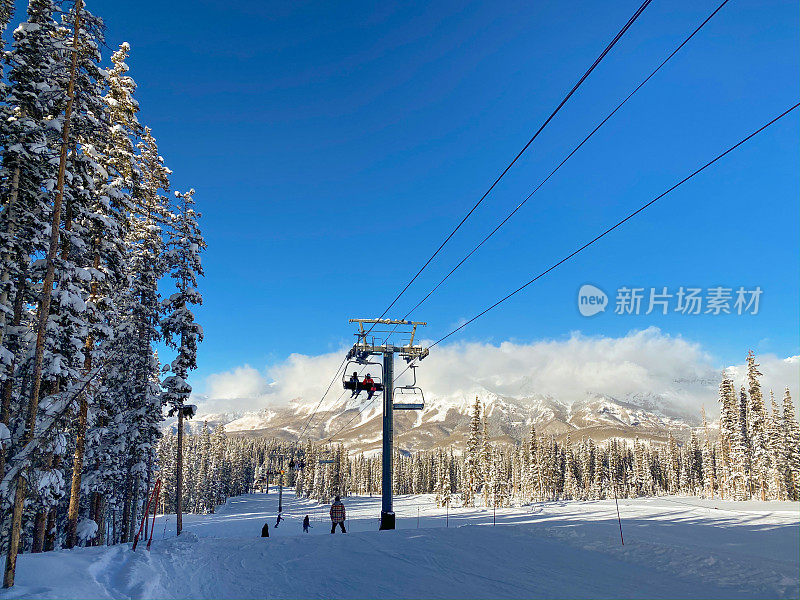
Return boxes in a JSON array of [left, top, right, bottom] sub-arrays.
[[2, 489, 797, 599]]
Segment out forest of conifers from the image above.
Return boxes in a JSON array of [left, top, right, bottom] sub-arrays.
[[0, 0, 204, 587]]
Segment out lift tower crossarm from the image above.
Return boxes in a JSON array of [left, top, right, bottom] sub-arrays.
[[348, 319, 428, 362]]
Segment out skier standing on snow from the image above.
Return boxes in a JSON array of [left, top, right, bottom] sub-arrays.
[[303, 515, 310, 533], [275, 512, 283, 528], [261, 522, 269, 537], [330, 496, 347, 533]]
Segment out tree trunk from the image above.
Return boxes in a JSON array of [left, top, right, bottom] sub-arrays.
[[65, 247, 98, 548], [120, 462, 132, 543], [3, 1, 82, 588], [94, 493, 105, 546], [88, 491, 104, 546], [176, 408, 184, 536], [44, 508, 56, 552], [31, 510, 47, 553], [111, 507, 117, 545], [64, 384, 89, 548], [128, 475, 140, 543], [31, 448, 55, 553]]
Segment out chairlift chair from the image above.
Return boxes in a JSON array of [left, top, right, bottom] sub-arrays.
[[392, 365, 425, 410], [342, 360, 384, 394], [318, 449, 336, 465]]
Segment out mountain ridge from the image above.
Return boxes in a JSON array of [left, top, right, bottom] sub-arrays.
[[170, 379, 713, 452]]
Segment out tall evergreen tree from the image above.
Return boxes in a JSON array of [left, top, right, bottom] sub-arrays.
[[3, 0, 85, 586], [480, 405, 491, 507], [161, 188, 205, 535], [462, 396, 482, 507], [782, 389, 799, 500], [745, 351, 770, 500]]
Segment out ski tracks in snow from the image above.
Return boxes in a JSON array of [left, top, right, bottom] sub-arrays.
[[87, 544, 166, 599]]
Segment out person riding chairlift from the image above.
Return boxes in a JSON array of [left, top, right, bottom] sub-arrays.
[[363, 374, 377, 400], [348, 372, 360, 398]]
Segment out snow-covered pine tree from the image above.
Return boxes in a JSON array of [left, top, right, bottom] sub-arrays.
[[0, 0, 66, 495], [98, 54, 169, 545], [745, 351, 770, 500], [527, 425, 543, 502], [462, 396, 481, 507], [161, 188, 205, 535], [717, 374, 736, 499], [781, 389, 799, 500], [207, 424, 227, 507], [480, 404, 491, 507], [3, 0, 83, 551], [666, 431, 680, 494], [563, 433, 577, 500], [701, 406, 716, 498], [593, 443, 607, 499], [766, 391, 785, 500], [3, 0, 88, 586], [0, 2, 62, 448], [582, 439, 595, 498], [435, 450, 450, 508], [60, 1, 130, 549], [735, 385, 752, 499], [686, 430, 703, 496], [633, 437, 646, 497]]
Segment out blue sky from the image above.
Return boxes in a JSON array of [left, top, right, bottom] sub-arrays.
[[18, 0, 798, 393]]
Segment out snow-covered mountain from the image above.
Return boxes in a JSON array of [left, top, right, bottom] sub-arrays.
[[174, 379, 710, 452]]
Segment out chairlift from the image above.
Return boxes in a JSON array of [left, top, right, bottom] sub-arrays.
[[342, 360, 384, 394], [288, 458, 306, 471], [318, 449, 336, 465], [392, 365, 425, 410]]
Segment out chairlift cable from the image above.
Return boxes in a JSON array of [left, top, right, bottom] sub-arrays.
[[326, 103, 799, 441], [297, 355, 348, 441], [426, 103, 799, 349], [360, 0, 653, 340], [389, 0, 732, 331], [306, 0, 654, 435]]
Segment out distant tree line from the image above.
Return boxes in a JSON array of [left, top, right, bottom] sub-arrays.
[[168, 352, 798, 515]]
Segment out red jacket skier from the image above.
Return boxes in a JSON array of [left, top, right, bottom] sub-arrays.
[[363, 375, 376, 400]]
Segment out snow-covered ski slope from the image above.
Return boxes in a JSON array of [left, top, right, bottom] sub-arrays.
[[2, 489, 798, 599]]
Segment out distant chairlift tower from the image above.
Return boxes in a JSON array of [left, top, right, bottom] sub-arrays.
[[345, 318, 429, 530]]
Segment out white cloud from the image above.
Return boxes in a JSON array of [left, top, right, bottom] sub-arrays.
[[200, 365, 270, 413], [194, 328, 799, 418], [419, 327, 712, 398]]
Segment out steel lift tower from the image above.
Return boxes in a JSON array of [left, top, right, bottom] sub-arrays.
[[345, 318, 428, 530]]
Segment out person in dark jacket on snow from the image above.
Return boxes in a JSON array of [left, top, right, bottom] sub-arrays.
[[275, 512, 283, 528], [261, 522, 269, 537], [330, 496, 346, 533], [302, 515, 310, 533]]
